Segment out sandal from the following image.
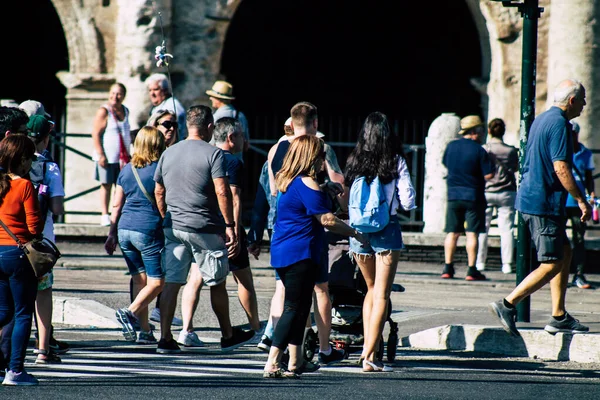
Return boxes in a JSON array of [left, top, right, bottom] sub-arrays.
[[263, 368, 300, 379], [292, 361, 320, 375], [362, 360, 393, 373], [35, 349, 62, 364]]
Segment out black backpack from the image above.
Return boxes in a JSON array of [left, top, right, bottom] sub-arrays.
[[29, 152, 51, 228]]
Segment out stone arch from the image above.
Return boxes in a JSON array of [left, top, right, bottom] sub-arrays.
[[51, 0, 105, 74]]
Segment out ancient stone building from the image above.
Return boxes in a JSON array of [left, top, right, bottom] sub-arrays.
[[4, 0, 599, 224]]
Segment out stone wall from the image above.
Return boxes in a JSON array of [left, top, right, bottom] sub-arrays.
[[49, 0, 600, 223]]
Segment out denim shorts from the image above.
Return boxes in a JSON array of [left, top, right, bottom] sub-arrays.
[[349, 218, 404, 255], [118, 229, 165, 279], [163, 228, 229, 286]]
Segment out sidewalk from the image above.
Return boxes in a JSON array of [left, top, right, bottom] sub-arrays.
[[51, 231, 600, 364]]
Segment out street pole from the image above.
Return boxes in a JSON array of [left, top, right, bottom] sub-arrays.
[[496, 0, 544, 322]]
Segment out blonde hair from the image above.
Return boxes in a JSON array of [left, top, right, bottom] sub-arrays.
[[131, 126, 166, 168], [275, 135, 324, 193]]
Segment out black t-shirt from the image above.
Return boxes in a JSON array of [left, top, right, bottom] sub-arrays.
[[223, 150, 243, 187]]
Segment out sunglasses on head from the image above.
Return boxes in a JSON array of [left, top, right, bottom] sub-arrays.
[[160, 120, 178, 130]]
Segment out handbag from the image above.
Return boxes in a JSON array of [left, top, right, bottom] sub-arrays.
[[109, 106, 130, 168], [0, 219, 61, 278]]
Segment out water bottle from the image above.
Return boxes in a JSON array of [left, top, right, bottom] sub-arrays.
[[593, 201, 599, 224]]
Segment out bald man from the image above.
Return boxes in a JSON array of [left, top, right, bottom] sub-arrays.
[[489, 79, 591, 338]]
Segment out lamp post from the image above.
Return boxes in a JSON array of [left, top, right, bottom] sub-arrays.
[[491, 0, 544, 322]]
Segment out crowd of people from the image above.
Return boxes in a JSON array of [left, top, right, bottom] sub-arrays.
[[0, 76, 594, 385]]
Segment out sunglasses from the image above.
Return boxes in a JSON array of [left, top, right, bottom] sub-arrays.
[[160, 120, 178, 130]]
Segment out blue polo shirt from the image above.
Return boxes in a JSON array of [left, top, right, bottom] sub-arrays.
[[443, 138, 494, 202], [270, 176, 332, 268], [515, 107, 573, 216]]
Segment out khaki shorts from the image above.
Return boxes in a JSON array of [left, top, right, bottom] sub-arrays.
[[163, 228, 229, 286]]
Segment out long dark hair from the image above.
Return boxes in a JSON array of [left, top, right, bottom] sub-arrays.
[[345, 112, 405, 186], [0, 134, 36, 205]]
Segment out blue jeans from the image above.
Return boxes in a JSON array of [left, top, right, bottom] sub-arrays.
[[0, 245, 37, 373], [118, 229, 164, 279]]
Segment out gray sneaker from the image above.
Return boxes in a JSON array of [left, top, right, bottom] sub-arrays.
[[2, 370, 39, 386], [116, 308, 137, 342], [489, 300, 520, 337], [544, 312, 589, 335]]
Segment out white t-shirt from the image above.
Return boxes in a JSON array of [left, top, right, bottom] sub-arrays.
[[40, 159, 65, 242]]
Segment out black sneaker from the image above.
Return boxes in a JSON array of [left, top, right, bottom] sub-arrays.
[[293, 360, 320, 375], [257, 335, 272, 352], [221, 327, 255, 352], [465, 270, 487, 281], [544, 312, 589, 335], [489, 300, 520, 337], [156, 338, 181, 354], [34, 334, 70, 355], [318, 347, 345, 365], [441, 264, 455, 279]]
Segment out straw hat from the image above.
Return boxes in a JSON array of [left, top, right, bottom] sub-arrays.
[[206, 81, 235, 100], [458, 115, 484, 135]]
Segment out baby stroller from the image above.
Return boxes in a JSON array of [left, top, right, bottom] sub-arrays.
[[303, 230, 403, 363]]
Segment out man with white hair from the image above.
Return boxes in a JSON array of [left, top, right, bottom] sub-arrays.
[[145, 73, 187, 139], [490, 79, 591, 337]]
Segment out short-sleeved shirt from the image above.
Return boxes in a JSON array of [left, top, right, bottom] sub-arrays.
[[223, 150, 243, 187], [516, 107, 573, 216], [566, 143, 594, 208], [443, 138, 494, 202], [117, 162, 162, 236], [41, 160, 65, 241], [154, 140, 227, 234], [270, 176, 332, 268]]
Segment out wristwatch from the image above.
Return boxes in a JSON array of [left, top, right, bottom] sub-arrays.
[[225, 221, 236, 228]]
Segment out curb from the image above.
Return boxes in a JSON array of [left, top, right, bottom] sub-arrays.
[[53, 296, 120, 329], [402, 324, 600, 363]]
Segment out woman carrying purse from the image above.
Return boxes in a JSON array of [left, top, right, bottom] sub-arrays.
[[0, 135, 42, 386]]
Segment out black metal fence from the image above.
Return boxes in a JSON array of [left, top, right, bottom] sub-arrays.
[[47, 117, 431, 228]]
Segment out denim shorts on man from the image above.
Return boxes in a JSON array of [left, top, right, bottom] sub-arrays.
[[118, 229, 164, 279], [163, 228, 229, 286], [522, 213, 569, 262], [445, 200, 486, 233], [350, 219, 404, 255]]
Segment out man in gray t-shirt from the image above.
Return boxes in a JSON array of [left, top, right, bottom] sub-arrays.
[[153, 105, 254, 354]]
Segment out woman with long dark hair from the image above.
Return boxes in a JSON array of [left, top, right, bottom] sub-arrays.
[[345, 112, 416, 372], [0, 135, 41, 385]]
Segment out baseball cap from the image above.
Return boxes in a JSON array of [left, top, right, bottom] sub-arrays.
[[27, 115, 55, 139], [19, 100, 52, 120]]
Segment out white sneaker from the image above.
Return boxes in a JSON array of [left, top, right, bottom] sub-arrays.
[[476, 263, 486, 272], [177, 330, 205, 347], [502, 264, 513, 274], [100, 214, 111, 226]]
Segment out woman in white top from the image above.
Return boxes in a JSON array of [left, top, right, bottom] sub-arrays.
[[92, 83, 131, 226], [344, 112, 416, 373]]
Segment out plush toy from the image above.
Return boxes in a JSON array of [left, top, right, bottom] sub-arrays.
[[154, 43, 173, 68]]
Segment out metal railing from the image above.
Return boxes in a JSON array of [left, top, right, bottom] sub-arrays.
[[49, 131, 427, 229]]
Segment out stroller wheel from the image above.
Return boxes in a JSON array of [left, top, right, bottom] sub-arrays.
[[387, 332, 398, 362], [303, 328, 318, 362], [376, 335, 384, 361]]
